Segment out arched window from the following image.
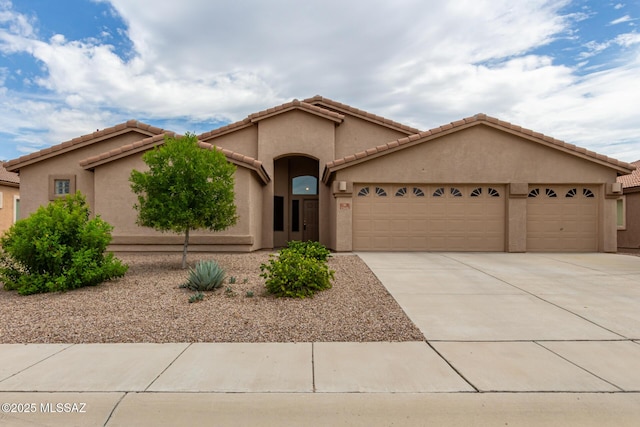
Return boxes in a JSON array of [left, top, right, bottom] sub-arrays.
[[395, 187, 407, 197], [292, 175, 318, 195]]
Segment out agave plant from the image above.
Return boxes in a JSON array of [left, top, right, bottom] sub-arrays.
[[183, 259, 226, 291]]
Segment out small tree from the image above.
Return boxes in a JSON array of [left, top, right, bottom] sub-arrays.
[[130, 133, 237, 268]]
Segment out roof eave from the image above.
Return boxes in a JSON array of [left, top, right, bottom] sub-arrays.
[[80, 133, 176, 170], [198, 142, 271, 185], [5, 123, 165, 172]]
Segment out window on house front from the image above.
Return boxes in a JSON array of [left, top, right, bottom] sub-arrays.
[[273, 196, 284, 231], [292, 200, 300, 232], [292, 175, 318, 195], [48, 175, 76, 200], [54, 179, 70, 195], [617, 197, 626, 230]]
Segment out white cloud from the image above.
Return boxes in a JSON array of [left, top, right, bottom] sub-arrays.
[[610, 15, 632, 25], [0, 0, 639, 162]]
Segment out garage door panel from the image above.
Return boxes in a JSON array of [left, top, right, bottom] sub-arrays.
[[391, 219, 410, 233], [526, 185, 598, 252], [373, 219, 390, 232], [353, 184, 505, 251]]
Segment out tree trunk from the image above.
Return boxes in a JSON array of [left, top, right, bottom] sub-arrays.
[[182, 228, 189, 269]]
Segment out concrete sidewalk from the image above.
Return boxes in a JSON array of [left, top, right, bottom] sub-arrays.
[[2, 341, 640, 426], [2, 252, 640, 425]]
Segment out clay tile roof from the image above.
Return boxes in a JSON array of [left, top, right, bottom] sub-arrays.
[[79, 135, 270, 185], [80, 132, 177, 169], [323, 113, 636, 182], [303, 95, 421, 135], [197, 98, 345, 142], [198, 142, 270, 184], [617, 160, 640, 188], [0, 163, 19, 186], [4, 120, 166, 171], [198, 118, 253, 141], [247, 99, 344, 124]]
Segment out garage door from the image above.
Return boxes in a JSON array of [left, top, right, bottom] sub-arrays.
[[527, 186, 598, 252], [353, 184, 505, 251]]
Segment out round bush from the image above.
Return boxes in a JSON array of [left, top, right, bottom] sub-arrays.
[[0, 192, 128, 295], [260, 247, 334, 298]]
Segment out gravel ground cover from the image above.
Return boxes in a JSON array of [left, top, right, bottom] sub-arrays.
[[0, 252, 424, 343]]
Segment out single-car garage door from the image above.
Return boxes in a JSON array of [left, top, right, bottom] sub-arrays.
[[526, 186, 598, 252], [353, 184, 505, 251]]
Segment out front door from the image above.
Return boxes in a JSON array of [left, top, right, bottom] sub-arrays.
[[303, 199, 319, 241]]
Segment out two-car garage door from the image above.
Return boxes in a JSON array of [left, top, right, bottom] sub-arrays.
[[353, 184, 505, 251], [352, 183, 599, 252]]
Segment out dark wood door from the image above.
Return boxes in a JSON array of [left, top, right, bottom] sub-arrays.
[[303, 199, 319, 241]]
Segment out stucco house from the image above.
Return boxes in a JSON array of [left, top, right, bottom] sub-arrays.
[[3, 96, 635, 253], [617, 160, 640, 252], [0, 164, 19, 235]]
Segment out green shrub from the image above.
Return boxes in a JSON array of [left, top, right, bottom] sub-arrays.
[[260, 247, 334, 298], [0, 192, 128, 295], [182, 259, 225, 291], [188, 292, 204, 303], [286, 240, 332, 262]]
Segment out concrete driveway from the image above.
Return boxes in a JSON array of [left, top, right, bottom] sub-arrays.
[[358, 252, 640, 393]]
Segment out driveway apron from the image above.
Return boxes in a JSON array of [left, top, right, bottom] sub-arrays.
[[357, 252, 640, 392]]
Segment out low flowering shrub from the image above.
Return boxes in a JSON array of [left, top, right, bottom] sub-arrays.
[[0, 192, 128, 295], [260, 242, 334, 298]]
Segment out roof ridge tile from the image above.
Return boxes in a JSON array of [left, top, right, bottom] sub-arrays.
[[302, 95, 421, 134]]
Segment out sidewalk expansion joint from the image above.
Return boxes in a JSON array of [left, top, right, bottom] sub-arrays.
[[425, 339, 479, 392], [144, 343, 192, 392]]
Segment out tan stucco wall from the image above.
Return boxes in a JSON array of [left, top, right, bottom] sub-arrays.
[[334, 114, 410, 159], [256, 110, 337, 248], [16, 132, 152, 219], [204, 126, 259, 158], [618, 190, 640, 251], [335, 126, 616, 184], [331, 125, 620, 252], [93, 153, 261, 251], [0, 184, 19, 234]]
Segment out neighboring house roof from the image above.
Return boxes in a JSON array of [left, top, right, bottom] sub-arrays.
[[4, 120, 166, 172], [80, 134, 271, 185], [617, 160, 640, 189], [198, 99, 344, 143], [0, 163, 19, 187], [323, 113, 636, 183], [304, 95, 421, 135]]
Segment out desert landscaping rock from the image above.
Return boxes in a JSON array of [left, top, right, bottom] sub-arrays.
[[0, 252, 424, 343]]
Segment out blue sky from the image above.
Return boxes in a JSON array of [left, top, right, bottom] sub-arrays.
[[0, 0, 639, 162]]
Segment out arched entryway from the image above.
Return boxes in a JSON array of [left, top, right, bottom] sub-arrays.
[[273, 155, 320, 247]]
